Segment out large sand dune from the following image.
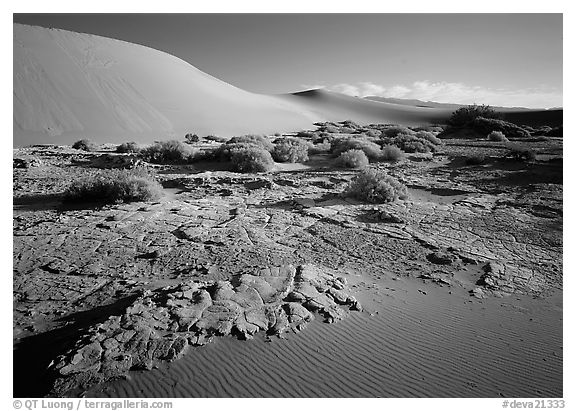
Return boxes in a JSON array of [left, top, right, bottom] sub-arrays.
[[14, 24, 459, 146]]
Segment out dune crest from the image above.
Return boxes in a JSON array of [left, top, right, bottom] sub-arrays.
[[14, 24, 456, 146]]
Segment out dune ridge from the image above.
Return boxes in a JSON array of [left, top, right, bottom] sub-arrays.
[[14, 24, 460, 146]]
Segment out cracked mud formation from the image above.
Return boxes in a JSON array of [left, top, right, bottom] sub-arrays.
[[13, 137, 562, 397]]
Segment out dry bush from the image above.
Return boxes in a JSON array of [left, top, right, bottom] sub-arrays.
[[72, 139, 97, 152], [415, 131, 442, 145], [308, 140, 332, 154], [64, 169, 163, 204], [448, 104, 501, 127], [331, 137, 382, 160], [382, 126, 415, 138], [230, 145, 275, 172], [380, 145, 405, 162], [381, 133, 437, 153], [228, 134, 274, 151], [337, 149, 369, 169], [271, 137, 309, 163], [116, 142, 140, 153], [344, 169, 408, 203], [488, 131, 509, 142], [505, 143, 536, 162], [139, 140, 195, 164]]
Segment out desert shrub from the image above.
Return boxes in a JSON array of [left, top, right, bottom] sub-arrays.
[[337, 149, 369, 169], [488, 131, 508, 142], [274, 132, 282, 137], [72, 139, 96, 151], [63, 169, 163, 204], [473, 117, 530, 137], [382, 126, 415, 138], [272, 137, 309, 163], [339, 127, 356, 134], [185, 133, 200, 144], [364, 129, 382, 138], [381, 133, 436, 153], [228, 134, 274, 151], [322, 125, 340, 133], [544, 126, 563, 137], [448, 104, 501, 127], [331, 138, 382, 160], [230, 145, 275, 173], [505, 143, 536, 162], [344, 169, 408, 203], [116, 142, 140, 153], [139, 140, 195, 164], [340, 120, 361, 129], [296, 130, 317, 138], [380, 145, 405, 162], [465, 154, 486, 165], [308, 140, 332, 154], [204, 135, 228, 143], [414, 130, 442, 145]]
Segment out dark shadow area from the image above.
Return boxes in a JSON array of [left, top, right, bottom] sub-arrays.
[[13, 193, 119, 213], [13, 295, 139, 397]]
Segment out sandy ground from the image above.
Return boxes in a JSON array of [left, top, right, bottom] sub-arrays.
[[12, 135, 562, 397]]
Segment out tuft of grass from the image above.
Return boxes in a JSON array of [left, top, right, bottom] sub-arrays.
[[381, 133, 437, 153], [72, 139, 97, 152], [116, 142, 140, 153], [414, 131, 442, 145], [337, 149, 369, 169], [63, 169, 163, 204], [382, 126, 415, 138], [139, 140, 195, 164], [344, 169, 408, 203], [271, 137, 309, 163]]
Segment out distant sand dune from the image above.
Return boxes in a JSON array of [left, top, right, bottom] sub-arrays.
[[14, 24, 457, 146]]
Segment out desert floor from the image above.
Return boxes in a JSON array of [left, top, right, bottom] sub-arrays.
[[13, 136, 562, 397]]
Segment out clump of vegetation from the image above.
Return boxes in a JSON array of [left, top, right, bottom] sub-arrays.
[[72, 139, 97, 152], [308, 140, 332, 154], [414, 131, 442, 145], [380, 145, 405, 162], [465, 154, 486, 165], [228, 134, 274, 152], [229, 145, 275, 173], [184, 133, 200, 144], [448, 104, 502, 127], [204, 135, 228, 143], [331, 137, 382, 160], [505, 143, 536, 162], [364, 129, 381, 138], [473, 117, 530, 137], [139, 140, 195, 164], [382, 126, 414, 138], [64, 169, 163, 204], [344, 169, 408, 203], [381, 133, 437, 153], [271, 137, 309, 163], [116, 142, 140, 153], [488, 131, 508, 142], [544, 126, 563, 137], [296, 130, 317, 138], [337, 149, 369, 169]]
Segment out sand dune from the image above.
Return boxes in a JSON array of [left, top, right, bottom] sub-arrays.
[[14, 24, 458, 146]]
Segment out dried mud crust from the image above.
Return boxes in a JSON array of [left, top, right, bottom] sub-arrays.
[[13, 140, 562, 395], [48, 264, 360, 396]]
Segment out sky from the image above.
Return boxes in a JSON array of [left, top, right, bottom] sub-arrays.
[[13, 13, 563, 108]]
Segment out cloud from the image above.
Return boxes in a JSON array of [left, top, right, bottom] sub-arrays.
[[302, 81, 562, 108]]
